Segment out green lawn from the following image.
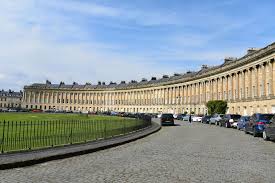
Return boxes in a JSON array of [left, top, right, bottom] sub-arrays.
[[0, 112, 123, 121], [0, 113, 147, 153]]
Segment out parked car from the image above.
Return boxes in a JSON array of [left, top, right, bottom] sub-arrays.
[[176, 114, 186, 120], [32, 109, 43, 113], [209, 114, 224, 125], [192, 115, 203, 122], [173, 114, 178, 119], [201, 115, 212, 124], [263, 116, 275, 141], [150, 113, 158, 118], [244, 113, 274, 137], [157, 113, 162, 118], [1, 108, 9, 112], [8, 109, 17, 112], [219, 114, 241, 128], [160, 113, 174, 126], [237, 116, 250, 130], [182, 115, 193, 121]]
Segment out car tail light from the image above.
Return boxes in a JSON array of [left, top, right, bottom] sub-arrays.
[[256, 121, 265, 125]]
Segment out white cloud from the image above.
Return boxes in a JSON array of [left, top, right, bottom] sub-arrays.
[[44, 0, 181, 26], [0, 0, 173, 90]]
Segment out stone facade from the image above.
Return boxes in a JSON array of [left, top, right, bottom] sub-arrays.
[[22, 42, 275, 115], [0, 90, 23, 109]]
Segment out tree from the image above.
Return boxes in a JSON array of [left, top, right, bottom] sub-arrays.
[[206, 100, 227, 115]]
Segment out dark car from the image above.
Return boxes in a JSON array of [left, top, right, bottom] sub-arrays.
[[201, 115, 212, 124], [263, 116, 275, 141], [160, 113, 174, 126], [237, 116, 250, 130], [244, 113, 274, 137], [219, 114, 241, 128]]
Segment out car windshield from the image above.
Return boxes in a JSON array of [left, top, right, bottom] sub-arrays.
[[162, 114, 173, 118], [231, 115, 241, 120], [258, 114, 274, 122]]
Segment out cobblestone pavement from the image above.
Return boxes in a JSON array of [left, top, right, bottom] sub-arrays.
[[2, 120, 275, 183]]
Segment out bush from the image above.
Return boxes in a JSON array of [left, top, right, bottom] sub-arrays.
[[206, 100, 227, 115]]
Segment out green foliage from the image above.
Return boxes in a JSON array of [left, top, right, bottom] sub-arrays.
[[184, 111, 188, 115], [190, 111, 195, 114], [206, 100, 228, 115]]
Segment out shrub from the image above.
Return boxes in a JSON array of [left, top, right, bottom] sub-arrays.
[[206, 100, 227, 115]]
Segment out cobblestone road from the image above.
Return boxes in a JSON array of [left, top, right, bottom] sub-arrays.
[[2, 120, 275, 183]]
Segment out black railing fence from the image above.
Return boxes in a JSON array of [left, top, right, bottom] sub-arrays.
[[0, 117, 151, 153]]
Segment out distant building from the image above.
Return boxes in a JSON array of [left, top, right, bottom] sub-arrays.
[[0, 90, 23, 109], [22, 42, 275, 115]]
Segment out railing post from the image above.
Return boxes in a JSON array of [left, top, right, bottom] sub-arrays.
[[1, 120, 6, 153], [123, 118, 126, 135], [70, 120, 73, 144], [29, 120, 32, 150], [104, 120, 107, 138]]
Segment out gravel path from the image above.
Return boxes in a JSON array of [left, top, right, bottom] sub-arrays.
[[1, 119, 275, 183]]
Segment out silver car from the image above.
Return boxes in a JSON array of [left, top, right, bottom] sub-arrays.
[[209, 114, 224, 125], [183, 115, 194, 121]]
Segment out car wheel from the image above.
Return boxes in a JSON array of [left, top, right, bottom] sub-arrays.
[[263, 130, 269, 141], [225, 122, 228, 128], [244, 127, 248, 134]]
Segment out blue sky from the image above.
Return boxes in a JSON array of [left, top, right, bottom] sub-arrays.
[[0, 0, 274, 90]]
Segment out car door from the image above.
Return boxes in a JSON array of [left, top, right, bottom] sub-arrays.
[[240, 118, 245, 128], [266, 117, 275, 136], [221, 115, 227, 125], [247, 114, 255, 132]]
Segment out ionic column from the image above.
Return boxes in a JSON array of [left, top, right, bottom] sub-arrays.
[[256, 65, 259, 97], [236, 73, 239, 100], [216, 78, 220, 100], [221, 77, 224, 100], [261, 63, 266, 96], [245, 70, 248, 99], [231, 74, 234, 100], [270, 59, 274, 96]]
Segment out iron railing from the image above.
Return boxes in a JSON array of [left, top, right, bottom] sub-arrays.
[[0, 117, 151, 153]]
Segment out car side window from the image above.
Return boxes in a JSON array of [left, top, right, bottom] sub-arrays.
[[252, 114, 256, 121], [270, 116, 275, 123]]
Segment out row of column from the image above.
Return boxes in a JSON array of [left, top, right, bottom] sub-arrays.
[[23, 60, 274, 108]]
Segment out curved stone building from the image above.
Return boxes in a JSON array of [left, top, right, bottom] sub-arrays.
[[23, 42, 275, 115]]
